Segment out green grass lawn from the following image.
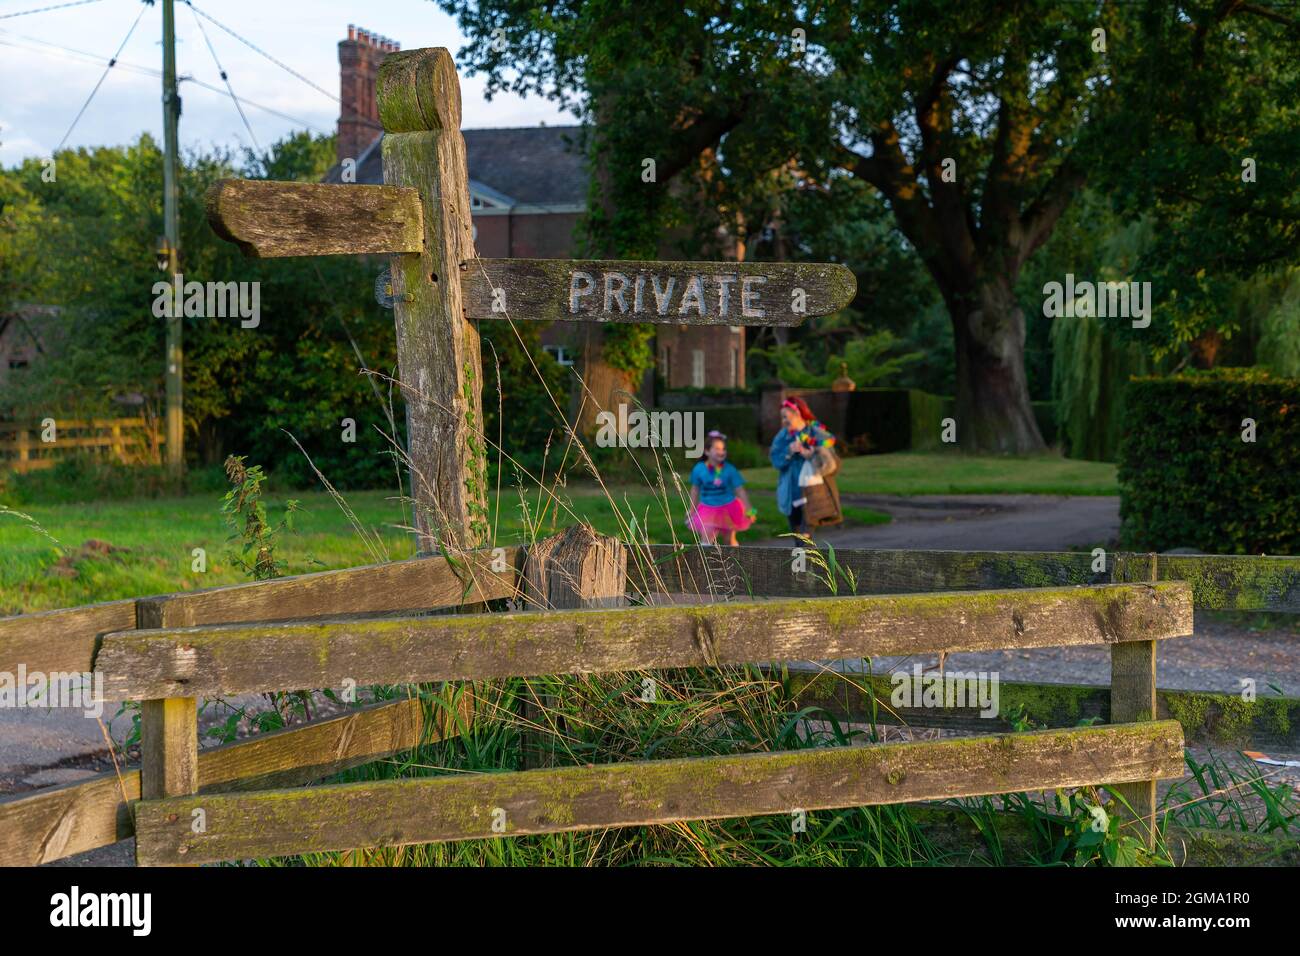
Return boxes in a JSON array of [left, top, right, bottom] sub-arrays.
[[1, 451, 1111, 614], [743, 451, 1118, 496], [0, 483, 887, 614]]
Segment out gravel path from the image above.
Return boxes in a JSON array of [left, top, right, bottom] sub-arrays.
[[832, 611, 1300, 697]]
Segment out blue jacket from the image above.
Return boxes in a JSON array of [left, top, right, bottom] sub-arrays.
[[769, 422, 835, 515]]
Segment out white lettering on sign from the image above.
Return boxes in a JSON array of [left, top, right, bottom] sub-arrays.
[[568, 271, 765, 319]]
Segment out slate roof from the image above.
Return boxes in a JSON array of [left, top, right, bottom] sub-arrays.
[[325, 126, 589, 208]]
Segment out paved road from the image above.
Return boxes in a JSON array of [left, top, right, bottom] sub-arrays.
[[817, 493, 1122, 552]]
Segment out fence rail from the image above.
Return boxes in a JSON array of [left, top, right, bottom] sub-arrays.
[[3, 539, 1296, 866], [95, 582, 1191, 700], [0, 695, 464, 866], [0, 417, 162, 473], [134, 721, 1185, 866]]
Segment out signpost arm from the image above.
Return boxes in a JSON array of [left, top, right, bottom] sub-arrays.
[[377, 48, 488, 553]]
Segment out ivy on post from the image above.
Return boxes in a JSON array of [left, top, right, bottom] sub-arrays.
[[377, 48, 488, 553]]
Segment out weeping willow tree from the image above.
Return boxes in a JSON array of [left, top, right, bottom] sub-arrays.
[[1050, 315, 1150, 463], [1241, 268, 1300, 379], [1041, 206, 1157, 463]]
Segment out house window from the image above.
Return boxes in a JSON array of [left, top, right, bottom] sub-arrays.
[[730, 348, 738, 387], [660, 344, 671, 379], [543, 344, 574, 367], [691, 349, 705, 389]]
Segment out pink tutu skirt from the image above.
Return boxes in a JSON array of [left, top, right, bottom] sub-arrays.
[[688, 498, 754, 534]]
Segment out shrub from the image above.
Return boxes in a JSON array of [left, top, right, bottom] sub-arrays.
[[696, 404, 761, 445], [3, 456, 175, 504], [1118, 368, 1300, 554]]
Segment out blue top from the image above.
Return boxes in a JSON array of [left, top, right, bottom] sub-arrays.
[[769, 421, 836, 515], [691, 460, 745, 507]]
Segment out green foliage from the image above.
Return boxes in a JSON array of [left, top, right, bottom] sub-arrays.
[[480, 322, 568, 480], [749, 327, 922, 390], [1051, 316, 1151, 462], [1167, 749, 1300, 836], [1044, 789, 1159, 868], [1119, 369, 1300, 553], [1247, 268, 1300, 379], [600, 322, 655, 376], [693, 404, 762, 447], [2, 132, 402, 489], [1026, 192, 1158, 460], [1097, 5, 1300, 361], [221, 455, 300, 580], [287, 671, 955, 867]]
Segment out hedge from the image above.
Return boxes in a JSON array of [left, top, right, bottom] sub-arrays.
[[692, 403, 761, 445], [1118, 369, 1300, 554]]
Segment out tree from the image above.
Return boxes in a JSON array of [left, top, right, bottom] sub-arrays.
[[439, 1, 1121, 451], [1097, 2, 1300, 369], [441, 0, 1300, 451]]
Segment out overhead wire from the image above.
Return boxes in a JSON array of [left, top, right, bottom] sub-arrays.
[[0, 0, 106, 20], [183, 0, 260, 153], [185, 1, 340, 104], [0, 29, 328, 134], [54, 0, 151, 151]]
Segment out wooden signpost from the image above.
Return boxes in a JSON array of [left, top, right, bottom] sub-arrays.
[[205, 47, 855, 554]]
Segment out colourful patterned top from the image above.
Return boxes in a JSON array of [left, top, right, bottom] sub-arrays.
[[691, 460, 745, 507], [769, 418, 837, 516]]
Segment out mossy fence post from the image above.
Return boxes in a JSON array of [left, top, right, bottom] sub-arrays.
[[376, 47, 488, 555], [519, 526, 627, 768], [1108, 552, 1160, 849], [135, 600, 199, 867]]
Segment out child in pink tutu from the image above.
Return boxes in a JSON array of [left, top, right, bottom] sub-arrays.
[[687, 431, 756, 546]]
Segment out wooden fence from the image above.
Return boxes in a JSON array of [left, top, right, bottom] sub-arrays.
[[1, 539, 1296, 866], [0, 418, 162, 473]]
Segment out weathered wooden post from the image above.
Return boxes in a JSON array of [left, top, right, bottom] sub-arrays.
[[1109, 551, 1160, 850], [137, 596, 198, 865], [376, 49, 488, 555], [518, 524, 627, 767], [16, 424, 30, 472]]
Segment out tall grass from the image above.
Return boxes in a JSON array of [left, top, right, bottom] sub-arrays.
[[220, 346, 1277, 867], [6, 307, 1275, 867]]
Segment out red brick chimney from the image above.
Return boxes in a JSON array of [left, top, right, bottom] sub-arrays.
[[337, 24, 400, 165]]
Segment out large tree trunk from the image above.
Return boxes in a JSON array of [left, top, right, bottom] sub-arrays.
[[1188, 329, 1223, 369], [948, 277, 1045, 454]]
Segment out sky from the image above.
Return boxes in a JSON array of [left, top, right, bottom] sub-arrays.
[[0, 0, 573, 166]]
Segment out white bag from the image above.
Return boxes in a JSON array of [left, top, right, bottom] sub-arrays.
[[798, 459, 824, 488]]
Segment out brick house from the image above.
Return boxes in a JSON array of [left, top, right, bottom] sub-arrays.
[[326, 25, 744, 389]]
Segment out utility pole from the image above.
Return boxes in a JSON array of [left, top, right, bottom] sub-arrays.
[[162, 0, 184, 477]]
